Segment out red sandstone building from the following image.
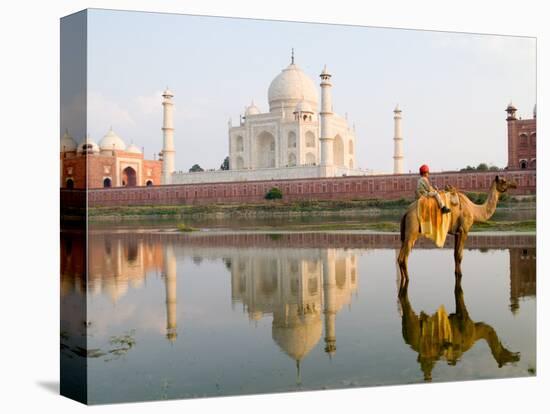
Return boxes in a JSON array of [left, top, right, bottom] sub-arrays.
[[506, 103, 536, 170], [60, 129, 162, 189]]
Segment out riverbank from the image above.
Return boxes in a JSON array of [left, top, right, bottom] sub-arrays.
[[87, 196, 535, 222]]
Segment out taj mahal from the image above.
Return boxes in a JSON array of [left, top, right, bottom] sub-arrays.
[[60, 52, 406, 189], [169, 53, 377, 185]]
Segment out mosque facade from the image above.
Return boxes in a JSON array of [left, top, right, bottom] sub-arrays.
[[60, 128, 162, 189]]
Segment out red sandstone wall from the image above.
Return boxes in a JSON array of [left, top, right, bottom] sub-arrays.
[[87, 156, 117, 188], [142, 160, 162, 186], [60, 155, 87, 189], [79, 169, 536, 207]]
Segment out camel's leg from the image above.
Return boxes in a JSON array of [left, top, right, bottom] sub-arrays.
[[398, 235, 417, 286], [454, 228, 468, 278], [398, 239, 412, 279], [397, 210, 419, 290]]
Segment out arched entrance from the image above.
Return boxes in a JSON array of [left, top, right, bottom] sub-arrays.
[[103, 178, 112, 188], [122, 167, 137, 187], [256, 131, 276, 168], [288, 153, 296, 167], [333, 135, 344, 167], [146, 180, 153, 186], [305, 152, 316, 165], [520, 160, 528, 169], [235, 156, 244, 170], [66, 178, 74, 189]]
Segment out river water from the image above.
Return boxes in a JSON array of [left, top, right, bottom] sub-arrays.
[[60, 230, 536, 404]]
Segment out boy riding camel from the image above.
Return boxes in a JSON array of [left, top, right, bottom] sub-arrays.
[[416, 164, 451, 214]]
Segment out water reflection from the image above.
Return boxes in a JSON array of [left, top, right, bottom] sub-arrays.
[[228, 249, 357, 380], [60, 231, 536, 402], [509, 248, 536, 313], [398, 280, 520, 381]]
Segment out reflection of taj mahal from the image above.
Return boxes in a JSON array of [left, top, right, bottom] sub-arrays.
[[229, 248, 358, 368]]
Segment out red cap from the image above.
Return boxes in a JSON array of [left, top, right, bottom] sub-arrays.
[[419, 164, 430, 175]]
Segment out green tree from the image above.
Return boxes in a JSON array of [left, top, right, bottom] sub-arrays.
[[220, 156, 230, 170], [189, 164, 204, 172], [476, 163, 489, 171], [265, 187, 283, 200]]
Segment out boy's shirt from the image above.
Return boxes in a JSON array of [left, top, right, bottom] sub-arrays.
[[416, 176, 435, 199]]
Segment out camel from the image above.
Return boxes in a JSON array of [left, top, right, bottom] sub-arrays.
[[397, 175, 517, 285], [398, 277, 520, 381]]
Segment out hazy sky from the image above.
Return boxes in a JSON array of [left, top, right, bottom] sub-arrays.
[[84, 9, 536, 173]]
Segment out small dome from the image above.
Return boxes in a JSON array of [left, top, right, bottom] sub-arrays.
[[126, 144, 142, 154], [77, 135, 99, 154], [60, 130, 77, 152], [162, 88, 174, 98], [268, 63, 318, 112], [506, 102, 517, 111], [294, 100, 314, 114], [99, 128, 126, 151], [245, 101, 261, 116]]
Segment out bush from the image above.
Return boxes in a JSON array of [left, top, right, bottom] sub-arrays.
[[176, 222, 197, 232], [265, 187, 283, 200]]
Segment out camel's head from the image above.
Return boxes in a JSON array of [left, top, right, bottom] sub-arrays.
[[495, 175, 517, 193]]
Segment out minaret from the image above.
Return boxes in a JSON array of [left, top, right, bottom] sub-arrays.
[[393, 105, 404, 174], [164, 244, 177, 343], [319, 66, 334, 170], [161, 89, 175, 185], [505, 102, 518, 169], [322, 249, 337, 357]]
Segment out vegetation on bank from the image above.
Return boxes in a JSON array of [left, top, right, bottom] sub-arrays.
[[86, 194, 534, 220], [176, 222, 197, 232], [265, 187, 283, 200]]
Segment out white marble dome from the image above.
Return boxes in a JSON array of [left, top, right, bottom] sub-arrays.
[[77, 135, 99, 154], [245, 101, 261, 116], [99, 129, 126, 151], [126, 144, 142, 154], [60, 130, 77, 152], [268, 63, 318, 112]]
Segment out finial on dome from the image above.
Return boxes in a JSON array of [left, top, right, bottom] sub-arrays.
[[320, 65, 331, 79], [394, 104, 402, 113], [162, 87, 174, 98], [291, 48, 295, 65]]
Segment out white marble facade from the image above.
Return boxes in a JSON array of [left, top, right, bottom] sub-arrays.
[[228, 60, 356, 172]]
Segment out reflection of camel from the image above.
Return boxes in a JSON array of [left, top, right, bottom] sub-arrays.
[[398, 279, 520, 381], [398, 176, 517, 284]]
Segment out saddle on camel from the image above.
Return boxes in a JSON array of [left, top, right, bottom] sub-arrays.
[[415, 164, 457, 247]]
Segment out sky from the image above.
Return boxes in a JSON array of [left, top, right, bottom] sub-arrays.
[[81, 9, 536, 173]]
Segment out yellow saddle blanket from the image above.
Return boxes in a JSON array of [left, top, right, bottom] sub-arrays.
[[417, 192, 452, 248]]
